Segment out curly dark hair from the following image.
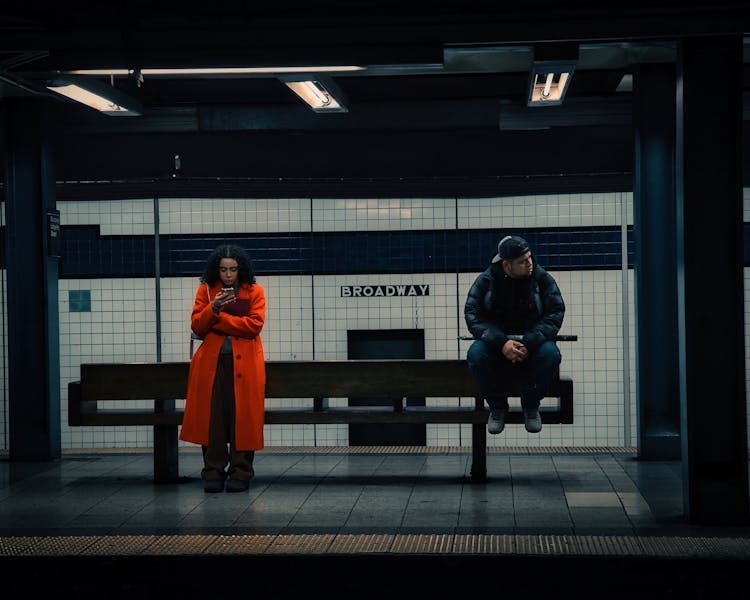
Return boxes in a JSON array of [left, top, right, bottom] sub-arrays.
[[200, 244, 256, 286]]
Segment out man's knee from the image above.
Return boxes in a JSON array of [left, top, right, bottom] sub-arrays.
[[467, 340, 493, 366], [533, 341, 561, 368]]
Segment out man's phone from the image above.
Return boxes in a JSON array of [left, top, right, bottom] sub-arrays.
[[221, 287, 235, 295]]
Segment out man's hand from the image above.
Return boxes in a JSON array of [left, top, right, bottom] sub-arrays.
[[502, 339, 528, 363]]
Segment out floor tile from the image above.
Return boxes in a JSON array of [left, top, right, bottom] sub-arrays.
[[565, 491, 622, 508]]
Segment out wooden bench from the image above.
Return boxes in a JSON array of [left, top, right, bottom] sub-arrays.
[[68, 357, 574, 484]]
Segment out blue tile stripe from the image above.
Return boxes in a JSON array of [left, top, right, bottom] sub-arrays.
[[0, 224, 636, 277]]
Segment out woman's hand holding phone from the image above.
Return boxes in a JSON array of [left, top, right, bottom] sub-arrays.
[[213, 287, 236, 312]]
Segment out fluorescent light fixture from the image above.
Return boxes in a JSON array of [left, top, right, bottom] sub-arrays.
[[46, 77, 141, 116], [68, 65, 365, 76], [526, 43, 578, 107], [285, 81, 345, 111], [527, 60, 576, 106], [280, 75, 348, 113]]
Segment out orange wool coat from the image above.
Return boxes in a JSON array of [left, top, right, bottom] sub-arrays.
[[179, 280, 266, 450]]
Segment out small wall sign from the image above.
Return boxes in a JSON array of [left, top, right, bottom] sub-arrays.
[[47, 208, 60, 258], [341, 284, 430, 297]]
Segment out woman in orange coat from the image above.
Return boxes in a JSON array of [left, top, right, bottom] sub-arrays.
[[180, 244, 266, 493]]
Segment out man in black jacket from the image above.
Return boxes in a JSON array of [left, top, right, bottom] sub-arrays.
[[464, 235, 565, 434]]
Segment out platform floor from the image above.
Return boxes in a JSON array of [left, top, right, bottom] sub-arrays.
[[1, 446, 749, 598]]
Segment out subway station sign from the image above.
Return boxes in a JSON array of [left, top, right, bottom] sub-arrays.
[[341, 284, 430, 297]]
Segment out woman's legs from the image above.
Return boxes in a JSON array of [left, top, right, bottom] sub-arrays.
[[228, 398, 254, 484], [202, 354, 255, 490], [201, 354, 233, 486]]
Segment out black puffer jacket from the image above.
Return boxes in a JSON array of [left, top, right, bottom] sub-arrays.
[[464, 261, 565, 352]]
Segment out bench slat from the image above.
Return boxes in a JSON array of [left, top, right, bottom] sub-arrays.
[[266, 360, 479, 398], [72, 409, 488, 426], [71, 395, 575, 427], [79, 360, 483, 400], [80, 362, 189, 400], [73, 410, 184, 426], [270, 406, 489, 424], [78, 360, 569, 400]]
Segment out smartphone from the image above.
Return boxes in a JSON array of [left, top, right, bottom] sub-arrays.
[[221, 287, 235, 295]]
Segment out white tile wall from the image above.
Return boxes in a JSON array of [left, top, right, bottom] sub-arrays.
[[0, 190, 741, 451], [60, 198, 155, 235], [312, 198, 456, 231], [158, 197, 310, 234], [58, 278, 157, 448], [457, 192, 625, 228]]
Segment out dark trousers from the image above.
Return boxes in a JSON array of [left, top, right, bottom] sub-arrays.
[[467, 339, 561, 412], [201, 354, 255, 482]]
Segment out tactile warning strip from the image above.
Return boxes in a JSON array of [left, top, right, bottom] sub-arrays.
[[203, 534, 276, 555], [2, 534, 749, 558], [328, 533, 395, 554], [57, 446, 638, 456], [265, 533, 336, 554], [243, 446, 638, 455], [390, 533, 455, 553]]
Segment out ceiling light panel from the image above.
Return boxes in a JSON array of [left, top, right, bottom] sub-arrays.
[[46, 77, 142, 116]]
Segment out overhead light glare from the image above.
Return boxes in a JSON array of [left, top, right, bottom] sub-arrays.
[[68, 69, 132, 76], [46, 78, 141, 116], [527, 61, 575, 107], [282, 77, 348, 113], [68, 65, 365, 76]]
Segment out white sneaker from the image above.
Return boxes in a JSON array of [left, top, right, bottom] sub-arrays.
[[523, 409, 542, 433], [488, 409, 506, 434]]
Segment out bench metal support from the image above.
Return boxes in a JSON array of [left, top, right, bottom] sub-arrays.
[[559, 378, 574, 423], [469, 396, 487, 482], [154, 400, 179, 483]]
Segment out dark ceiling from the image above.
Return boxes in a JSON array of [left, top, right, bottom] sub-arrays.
[[0, 2, 749, 194]]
